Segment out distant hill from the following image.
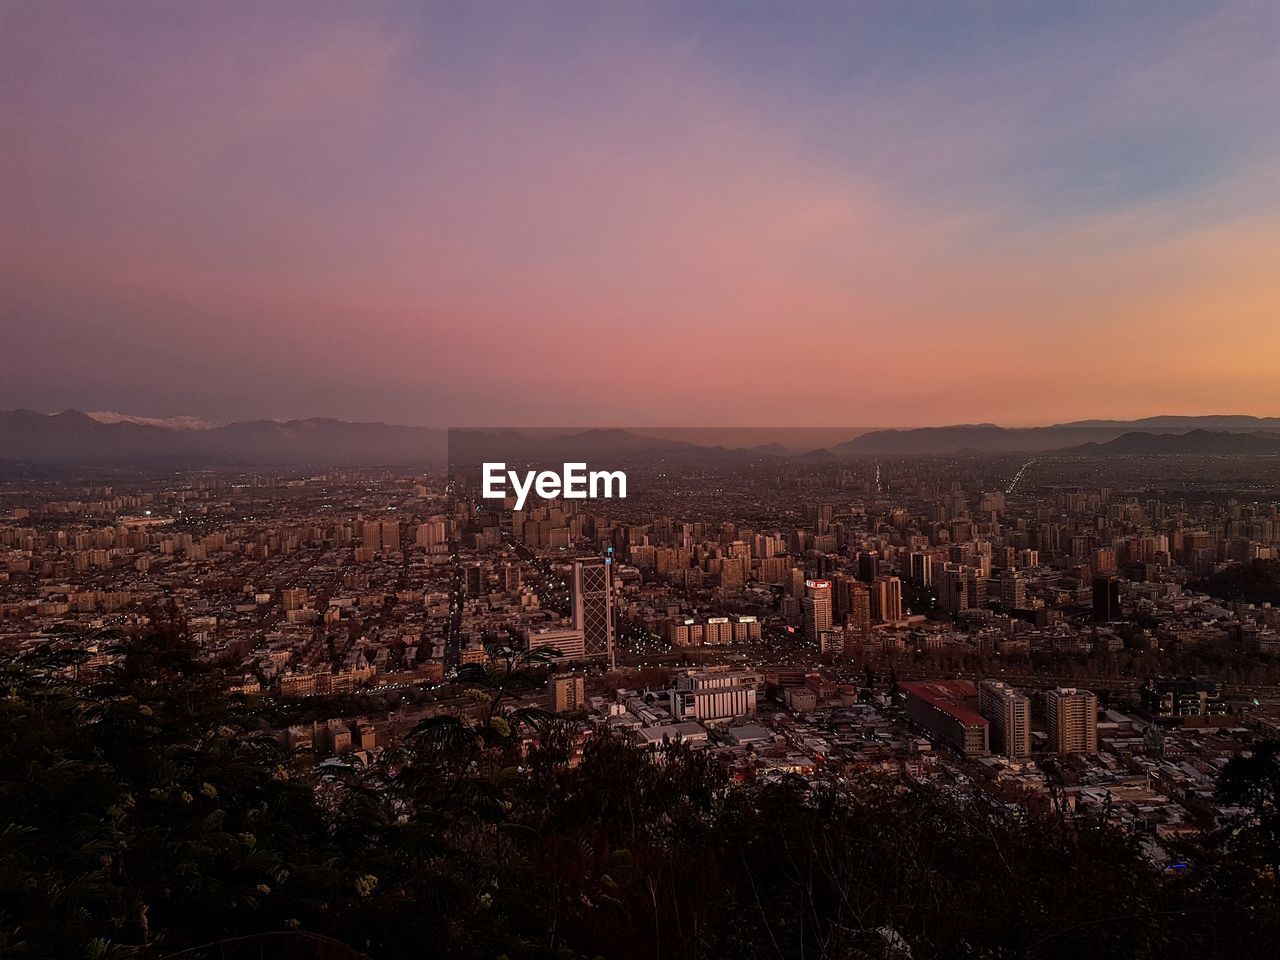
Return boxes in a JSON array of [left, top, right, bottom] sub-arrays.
[[1058, 429, 1280, 456], [85, 410, 228, 430], [0, 409, 447, 466], [7, 410, 1280, 467], [837, 416, 1280, 455]]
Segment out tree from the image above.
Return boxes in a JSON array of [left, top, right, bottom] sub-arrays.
[[5, 623, 1280, 959], [1217, 739, 1280, 876]]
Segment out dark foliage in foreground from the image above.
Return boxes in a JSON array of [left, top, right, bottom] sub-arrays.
[[2, 626, 1279, 959]]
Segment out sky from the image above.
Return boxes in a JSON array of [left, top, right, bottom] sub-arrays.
[[2, 0, 1279, 427]]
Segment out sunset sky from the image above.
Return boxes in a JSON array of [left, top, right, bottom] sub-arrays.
[[3, 1, 1278, 427]]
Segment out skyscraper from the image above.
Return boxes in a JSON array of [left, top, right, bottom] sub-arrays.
[[978, 680, 1031, 760], [1045, 687, 1098, 754], [802, 579, 833, 642], [844, 581, 871, 639], [856, 551, 879, 583], [573, 557, 615, 669]]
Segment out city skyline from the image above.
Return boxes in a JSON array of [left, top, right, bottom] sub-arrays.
[[5, 1, 1280, 425], [6, 5, 1280, 957]]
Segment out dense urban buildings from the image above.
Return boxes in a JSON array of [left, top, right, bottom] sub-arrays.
[[3, 433, 1280, 957]]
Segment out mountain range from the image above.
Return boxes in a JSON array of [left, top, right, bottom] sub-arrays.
[[1058, 429, 1280, 456], [835, 416, 1280, 455], [0, 409, 447, 467], [3, 410, 1280, 467]]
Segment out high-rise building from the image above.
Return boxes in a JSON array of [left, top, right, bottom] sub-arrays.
[[360, 519, 401, 554], [802, 578, 833, 641], [844, 581, 871, 641], [856, 551, 879, 583], [979, 680, 1031, 760], [907, 551, 933, 587], [871, 575, 903, 624], [939, 564, 970, 616], [548, 674, 587, 713], [1092, 575, 1120, 621], [999, 570, 1027, 609], [416, 520, 447, 548], [573, 558, 615, 669], [1045, 687, 1098, 753]]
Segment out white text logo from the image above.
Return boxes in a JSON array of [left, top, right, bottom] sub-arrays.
[[482, 462, 626, 511]]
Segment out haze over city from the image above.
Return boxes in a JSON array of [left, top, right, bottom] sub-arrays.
[[4, 1, 1279, 426]]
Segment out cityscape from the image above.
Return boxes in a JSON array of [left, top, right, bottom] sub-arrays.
[[5, 2, 1280, 959], [4, 428, 1280, 955]]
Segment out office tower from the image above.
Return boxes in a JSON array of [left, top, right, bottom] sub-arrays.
[[1092, 574, 1120, 622], [966, 570, 987, 610], [1045, 687, 1098, 753], [573, 558, 615, 669], [845, 581, 871, 639], [832, 573, 853, 620], [548, 674, 587, 713], [979, 680, 1031, 760], [802, 578, 833, 641], [856, 551, 879, 582], [529, 627, 586, 661], [999, 569, 1027, 609], [907, 550, 933, 587], [844, 583, 875, 634], [788, 567, 806, 598], [669, 668, 760, 722], [939, 564, 970, 616], [872, 575, 903, 623]]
